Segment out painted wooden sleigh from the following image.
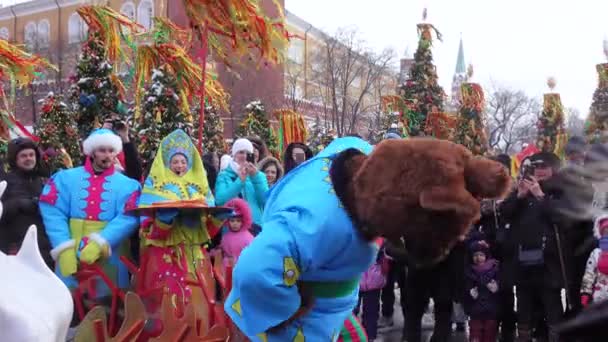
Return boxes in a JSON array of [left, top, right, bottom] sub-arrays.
[[72, 201, 240, 342]]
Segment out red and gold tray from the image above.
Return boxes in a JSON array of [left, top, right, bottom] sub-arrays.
[[131, 199, 232, 215]]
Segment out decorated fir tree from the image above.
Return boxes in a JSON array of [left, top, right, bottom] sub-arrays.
[[235, 100, 279, 153], [399, 11, 446, 136], [192, 104, 226, 154], [454, 66, 489, 155], [537, 78, 567, 156], [36, 92, 82, 172], [68, 32, 126, 138], [308, 116, 336, 154], [585, 44, 608, 143], [135, 66, 193, 168], [372, 112, 401, 143]]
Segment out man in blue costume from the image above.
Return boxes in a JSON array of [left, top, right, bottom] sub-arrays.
[[226, 136, 512, 341], [40, 128, 141, 293]]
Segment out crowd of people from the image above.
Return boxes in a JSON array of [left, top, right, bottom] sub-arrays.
[[1, 120, 608, 342]]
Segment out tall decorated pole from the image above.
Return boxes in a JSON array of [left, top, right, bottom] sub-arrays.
[[399, 8, 446, 136], [537, 77, 567, 157], [454, 65, 489, 155], [133, 17, 228, 163], [584, 40, 608, 143], [182, 0, 291, 153]]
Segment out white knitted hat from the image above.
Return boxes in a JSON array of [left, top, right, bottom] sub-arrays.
[[231, 138, 254, 157]]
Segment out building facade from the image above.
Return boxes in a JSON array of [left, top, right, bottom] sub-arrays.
[[284, 10, 397, 137], [0, 0, 162, 127], [0, 0, 393, 139]]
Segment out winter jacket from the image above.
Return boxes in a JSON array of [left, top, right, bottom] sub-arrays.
[[0, 138, 52, 266], [581, 215, 608, 304], [360, 248, 387, 291], [476, 198, 518, 288], [501, 178, 577, 289], [215, 167, 268, 226], [581, 249, 608, 304], [0, 169, 51, 264], [463, 259, 500, 320]]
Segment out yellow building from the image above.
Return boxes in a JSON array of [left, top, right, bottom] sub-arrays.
[[0, 0, 164, 125], [284, 10, 397, 136]]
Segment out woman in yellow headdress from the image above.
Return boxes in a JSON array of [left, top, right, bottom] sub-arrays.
[[136, 129, 220, 313]]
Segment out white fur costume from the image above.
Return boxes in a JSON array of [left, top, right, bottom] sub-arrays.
[[0, 181, 73, 341]]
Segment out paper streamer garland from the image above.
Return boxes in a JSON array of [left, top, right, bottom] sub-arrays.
[[455, 83, 488, 155], [537, 92, 567, 157], [77, 5, 143, 65], [183, 0, 290, 67], [274, 109, 308, 152]]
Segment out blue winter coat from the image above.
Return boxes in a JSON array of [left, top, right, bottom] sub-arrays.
[[215, 167, 268, 226]]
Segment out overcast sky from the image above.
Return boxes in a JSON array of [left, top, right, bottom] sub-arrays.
[[2, 0, 606, 117], [286, 0, 608, 118]]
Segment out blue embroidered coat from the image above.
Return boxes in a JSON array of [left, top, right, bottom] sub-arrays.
[[225, 137, 377, 341]]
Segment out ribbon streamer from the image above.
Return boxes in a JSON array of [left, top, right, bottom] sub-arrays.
[[77, 5, 143, 65]]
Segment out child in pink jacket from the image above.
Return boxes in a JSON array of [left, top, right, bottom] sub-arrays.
[[217, 198, 254, 268], [354, 238, 388, 341]]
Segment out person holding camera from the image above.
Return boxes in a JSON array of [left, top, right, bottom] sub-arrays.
[[501, 152, 574, 342], [215, 138, 269, 235]]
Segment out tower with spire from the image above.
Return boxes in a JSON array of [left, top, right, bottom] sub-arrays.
[[398, 46, 414, 85], [450, 36, 467, 109]]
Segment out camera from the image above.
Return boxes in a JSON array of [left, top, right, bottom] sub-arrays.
[[113, 120, 126, 131], [246, 152, 255, 163]]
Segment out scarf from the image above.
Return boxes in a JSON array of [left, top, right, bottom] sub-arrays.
[[230, 160, 243, 175], [472, 259, 497, 273], [598, 237, 608, 275]]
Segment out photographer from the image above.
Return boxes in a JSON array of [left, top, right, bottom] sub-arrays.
[[502, 152, 572, 342], [102, 117, 142, 182], [215, 138, 269, 235]]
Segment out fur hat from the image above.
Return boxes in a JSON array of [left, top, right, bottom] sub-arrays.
[[231, 138, 253, 157], [565, 136, 586, 156], [594, 214, 608, 239], [258, 156, 284, 180], [82, 128, 122, 156], [220, 154, 232, 171], [7, 137, 40, 169], [529, 151, 561, 171], [469, 240, 490, 256], [224, 198, 253, 231]]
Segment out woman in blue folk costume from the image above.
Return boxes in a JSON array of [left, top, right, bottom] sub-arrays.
[[40, 128, 141, 294], [137, 129, 220, 312], [225, 136, 378, 341]]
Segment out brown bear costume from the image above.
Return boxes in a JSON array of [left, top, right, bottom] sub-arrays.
[[226, 136, 511, 341], [338, 138, 511, 266]]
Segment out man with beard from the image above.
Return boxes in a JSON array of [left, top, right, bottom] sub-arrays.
[[39, 128, 141, 295], [502, 152, 572, 342], [0, 137, 52, 267]]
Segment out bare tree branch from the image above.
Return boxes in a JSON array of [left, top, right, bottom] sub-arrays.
[[486, 84, 540, 154], [310, 27, 396, 136]]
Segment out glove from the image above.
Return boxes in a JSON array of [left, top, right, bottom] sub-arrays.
[[487, 280, 499, 293], [470, 287, 479, 299], [79, 240, 103, 264], [157, 208, 178, 224], [581, 294, 591, 307], [58, 248, 78, 277]]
